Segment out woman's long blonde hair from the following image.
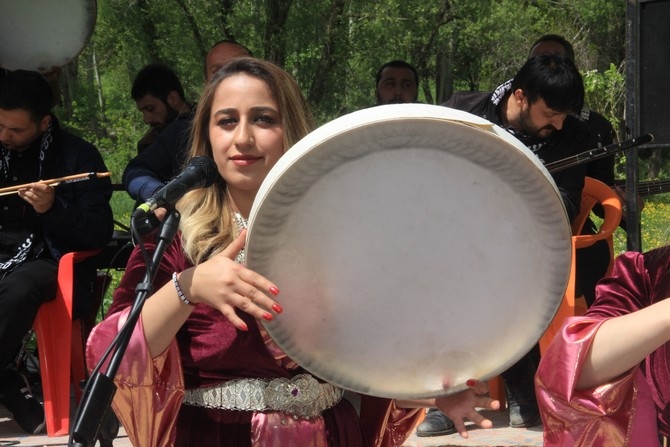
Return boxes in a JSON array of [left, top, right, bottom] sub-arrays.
[[177, 57, 315, 265]]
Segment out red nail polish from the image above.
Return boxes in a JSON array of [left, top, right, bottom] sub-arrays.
[[239, 322, 248, 332], [466, 379, 476, 387], [272, 303, 283, 313], [269, 286, 279, 296], [262, 312, 273, 321]]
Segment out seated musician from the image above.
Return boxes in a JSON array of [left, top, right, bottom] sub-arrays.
[[0, 70, 113, 433]]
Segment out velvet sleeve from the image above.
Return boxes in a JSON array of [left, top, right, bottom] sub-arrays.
[[536, 251, 660, 446]]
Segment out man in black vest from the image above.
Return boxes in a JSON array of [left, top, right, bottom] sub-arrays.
[[0, 70, 113, 433]]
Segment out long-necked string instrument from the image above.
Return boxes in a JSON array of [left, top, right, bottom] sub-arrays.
[[0, 172, 111, 197], [543, 133, 670, 199], [613, 178, 670, 198], [546, 133, 654, 173]]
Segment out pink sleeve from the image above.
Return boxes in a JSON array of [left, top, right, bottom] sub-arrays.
[[536, 316, 656, 446], [86, 308, 184, 447]]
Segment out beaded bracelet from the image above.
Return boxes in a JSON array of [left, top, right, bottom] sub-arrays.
[[172, 272, 196, 306]]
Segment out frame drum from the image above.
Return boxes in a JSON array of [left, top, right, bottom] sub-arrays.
[[0, 0, 97, 71], [247, 104, 572, 399]]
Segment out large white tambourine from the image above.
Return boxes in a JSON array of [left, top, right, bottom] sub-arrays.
[[246, 104, 571, 399], [0, 0, 97, 71]]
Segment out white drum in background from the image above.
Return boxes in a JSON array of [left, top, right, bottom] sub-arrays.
[[0, 0, 97, 71], [246, 104, 572, 399]]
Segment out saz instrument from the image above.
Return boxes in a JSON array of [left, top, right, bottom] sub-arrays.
[[546, 133, 654, 174], [615, 178, 670, 198], [545, 133, 668, 200]]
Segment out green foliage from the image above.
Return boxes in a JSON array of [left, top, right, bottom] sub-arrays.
[[50, 0, 670, 257], [582, 63, 625, 138], [28, 0, 670, 320], [613, 195, 670, 254], [66, 0, 631, 129]]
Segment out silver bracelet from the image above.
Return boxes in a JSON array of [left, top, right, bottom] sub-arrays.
[[172, 272, 196, 306]]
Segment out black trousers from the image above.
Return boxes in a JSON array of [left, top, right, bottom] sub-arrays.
[[500, 344, 540, 402], [0, 258, 58, 369], [575, 238, 611, 307]]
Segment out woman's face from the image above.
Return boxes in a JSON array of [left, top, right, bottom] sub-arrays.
[[209, 74, 284, 195]]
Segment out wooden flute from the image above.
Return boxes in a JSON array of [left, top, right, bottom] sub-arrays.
[[0, 172, 111, 197]]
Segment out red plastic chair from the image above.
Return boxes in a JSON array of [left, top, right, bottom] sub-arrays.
[[539, 177, 622, 354], [32, 250, 101, 436]]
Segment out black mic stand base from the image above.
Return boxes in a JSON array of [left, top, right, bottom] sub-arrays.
[[69, 373, 116, 447], [97, 409, 120, 447]]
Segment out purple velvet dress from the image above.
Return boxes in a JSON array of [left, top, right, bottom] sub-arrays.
[[86, 233, 420, 446], [536, 247, 670, 446]]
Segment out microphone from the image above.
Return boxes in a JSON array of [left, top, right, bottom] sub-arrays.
[[133, 156, 218, 217]]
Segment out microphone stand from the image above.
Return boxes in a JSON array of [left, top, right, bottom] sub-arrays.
[[68, 209, 181, 447]]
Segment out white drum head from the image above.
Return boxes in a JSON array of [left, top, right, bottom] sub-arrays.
[[0, 0, 97, 71], [247, 104, 571, 399]]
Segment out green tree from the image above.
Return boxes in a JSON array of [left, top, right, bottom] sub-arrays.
[[50, 0, 633, 224]]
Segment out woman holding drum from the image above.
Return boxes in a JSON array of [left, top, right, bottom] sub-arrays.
[[87, 57, 499, 446]]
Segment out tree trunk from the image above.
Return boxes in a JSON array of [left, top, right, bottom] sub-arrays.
[[264, 0, 293, 65], [435, 49, 453, 104], [307, 0, 350, 110], [647, 149, 663, 179], [216, 0, 242, 42], [413, 1, 454, 105], [174, 0, 207, 60], [136, 0, 161, 62], [92, 50, 105, 118]]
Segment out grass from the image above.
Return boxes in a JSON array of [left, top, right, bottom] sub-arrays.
[[612, 194, 670, 255]]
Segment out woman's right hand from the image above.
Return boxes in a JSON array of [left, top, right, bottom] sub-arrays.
[[434, 380, 500, 438], [178, 230, 283, 331]]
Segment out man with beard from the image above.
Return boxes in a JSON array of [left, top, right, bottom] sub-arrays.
[[528, 34, 638, 309], [131, 64, 191, 154], [123, 40, 251, 210], [375, 60, 419, 105], [445, 54, 588, 222], [0, 70, 113, 433], [416, 55, 588, 437]]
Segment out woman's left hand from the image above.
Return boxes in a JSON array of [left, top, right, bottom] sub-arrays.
[[434, 379, 500, 438]]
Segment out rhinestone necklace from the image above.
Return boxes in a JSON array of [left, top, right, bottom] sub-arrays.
[[232, 212, 248, 264]]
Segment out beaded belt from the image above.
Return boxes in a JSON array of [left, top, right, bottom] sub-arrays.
[[182, 374, 344, 419]]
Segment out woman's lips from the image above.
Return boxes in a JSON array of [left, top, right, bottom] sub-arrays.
[[231, 155, 261, 166]]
